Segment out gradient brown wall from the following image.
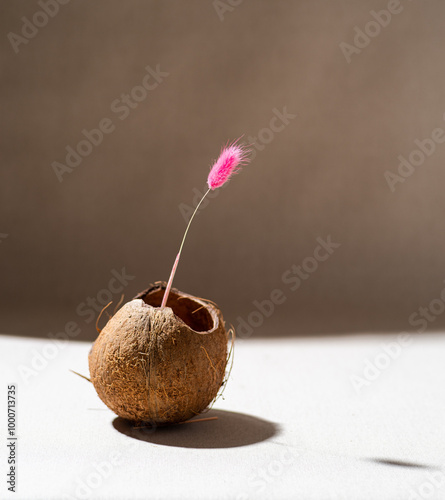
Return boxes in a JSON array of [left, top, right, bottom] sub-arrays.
[[1, 0, 445, 340]]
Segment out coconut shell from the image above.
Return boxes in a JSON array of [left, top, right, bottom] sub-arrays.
[[88, 283, 229, 425]]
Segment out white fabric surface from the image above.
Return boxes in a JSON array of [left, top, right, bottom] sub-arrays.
[[1, 333, 444, 500]]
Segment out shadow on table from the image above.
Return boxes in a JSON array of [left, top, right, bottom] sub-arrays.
[[367, 458, 441, 470], [112, 409, 279, 449]]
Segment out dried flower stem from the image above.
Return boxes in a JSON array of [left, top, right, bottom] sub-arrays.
[[161, 188, 211, 308], [161, 139, 250, 308]]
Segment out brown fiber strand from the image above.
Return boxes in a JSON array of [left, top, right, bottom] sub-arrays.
[[96, 301, 113, 333], [113, 294, 125, 315], [207, 325, 235, 411], [70, 369, 92, 383]]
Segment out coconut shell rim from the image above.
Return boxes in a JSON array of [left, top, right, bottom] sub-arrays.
[[133, 282, 223, 336]]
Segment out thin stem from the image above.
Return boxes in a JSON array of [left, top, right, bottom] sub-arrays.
[[161, 188, 211, 308]]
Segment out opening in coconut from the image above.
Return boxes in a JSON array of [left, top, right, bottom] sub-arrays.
[[138, 287, 215, 333]]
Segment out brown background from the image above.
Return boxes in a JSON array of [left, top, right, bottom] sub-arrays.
[[1, 0, 445, 340]]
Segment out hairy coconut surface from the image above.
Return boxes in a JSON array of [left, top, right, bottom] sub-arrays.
[[89, 284, 229, 425]]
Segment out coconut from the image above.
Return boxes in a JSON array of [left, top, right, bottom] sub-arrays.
[[88, 283, 229, 425]]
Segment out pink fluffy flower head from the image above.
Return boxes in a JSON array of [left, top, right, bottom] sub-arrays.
[[207, 140, 250, 190], [161, 138, 251, 308]]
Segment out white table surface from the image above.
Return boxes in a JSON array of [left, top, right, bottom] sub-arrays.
[[1, 333, 444, 500]]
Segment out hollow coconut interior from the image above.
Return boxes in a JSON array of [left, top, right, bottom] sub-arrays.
[[139, 288, 214, 333]]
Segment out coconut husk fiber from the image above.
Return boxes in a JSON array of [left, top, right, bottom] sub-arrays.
[[88, 283, 229, 425]]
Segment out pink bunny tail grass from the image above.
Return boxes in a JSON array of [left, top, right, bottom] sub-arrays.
[[207, 139, 251, 190], [161, 138, 250, 308]]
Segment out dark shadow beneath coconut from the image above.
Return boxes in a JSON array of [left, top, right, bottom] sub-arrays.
[[112, 409, 279, 449]]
